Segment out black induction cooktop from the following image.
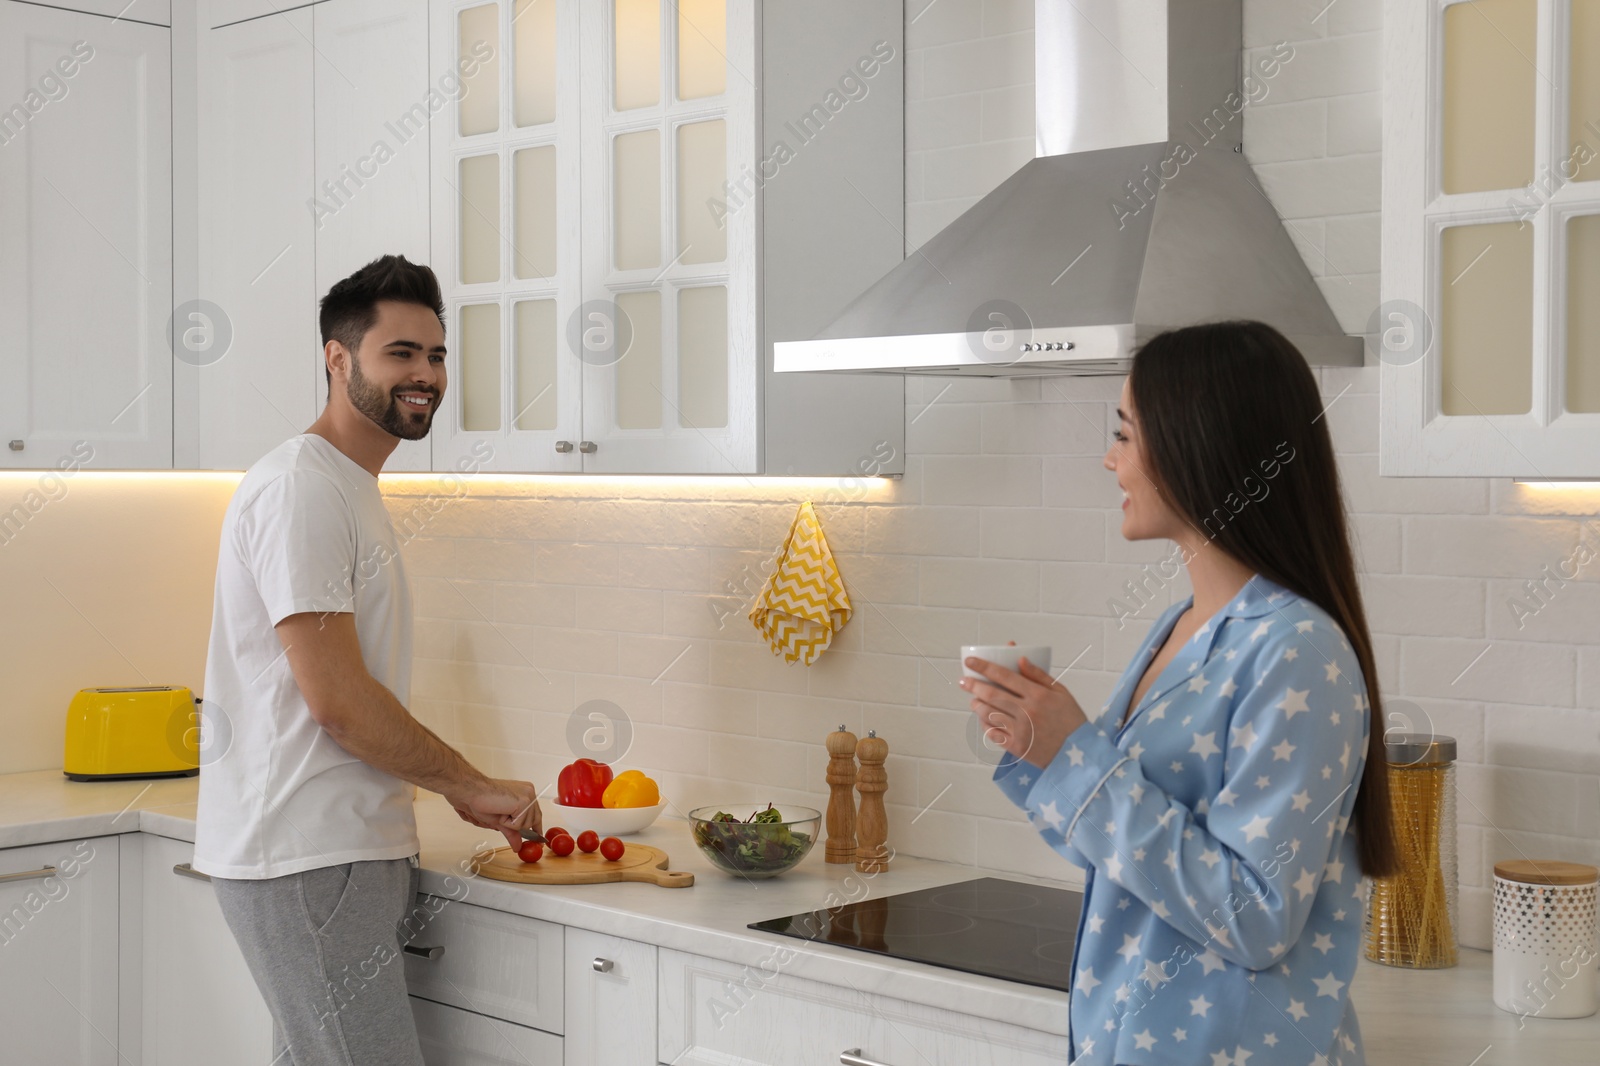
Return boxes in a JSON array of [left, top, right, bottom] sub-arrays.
[[748, 877, 1082, 993]]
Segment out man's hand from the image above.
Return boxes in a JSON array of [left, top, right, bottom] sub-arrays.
[[447, 779, 543, 850]]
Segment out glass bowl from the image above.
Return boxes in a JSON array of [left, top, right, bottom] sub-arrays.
[[688, 804, 820, 879]]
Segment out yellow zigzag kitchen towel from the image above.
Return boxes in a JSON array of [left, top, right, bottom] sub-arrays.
[[749, 501, 852, 665]]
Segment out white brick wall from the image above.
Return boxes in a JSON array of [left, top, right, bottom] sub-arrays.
[[386, 0, 1599, 953]]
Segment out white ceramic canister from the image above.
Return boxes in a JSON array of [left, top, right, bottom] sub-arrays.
[[1492, 859, 1599, 1020]]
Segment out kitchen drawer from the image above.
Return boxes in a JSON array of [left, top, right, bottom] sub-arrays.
[[566, 928, 656, 1065], [410, 997, 561, 1066], [659, 948, 1069, 1066], [403, 895, 563, 1034]]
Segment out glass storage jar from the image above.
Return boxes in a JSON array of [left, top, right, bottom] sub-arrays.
[[1363, 732, 1458, 968]]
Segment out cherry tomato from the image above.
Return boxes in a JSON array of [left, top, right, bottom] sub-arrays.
[[517, 840, 544, 863], [543, 826, 568, 841], [576, 830, 600, 854], [547, 833, 575, 857], [599, 837, 625, 862]]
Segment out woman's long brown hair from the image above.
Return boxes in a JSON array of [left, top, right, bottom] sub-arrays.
[[1128, 320, 1401, 879]]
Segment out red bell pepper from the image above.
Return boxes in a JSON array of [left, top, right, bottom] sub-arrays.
[[558, 758, 614, 807]]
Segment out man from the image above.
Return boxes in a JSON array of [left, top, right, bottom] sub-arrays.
[[193, 254, 543, 1065]]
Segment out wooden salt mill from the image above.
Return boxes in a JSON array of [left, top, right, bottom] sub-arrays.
[[825, 725, 858, 864], [854, 730, 891, 873]]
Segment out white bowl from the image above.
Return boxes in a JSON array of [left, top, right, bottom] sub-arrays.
[[542, 800, 666, 837]]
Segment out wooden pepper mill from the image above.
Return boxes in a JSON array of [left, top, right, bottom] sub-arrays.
[[825, 725, 858, 864], [854, 730, 891, 873]]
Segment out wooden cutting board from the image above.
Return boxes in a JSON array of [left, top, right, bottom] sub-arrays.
[[470, 843, 694, 888]]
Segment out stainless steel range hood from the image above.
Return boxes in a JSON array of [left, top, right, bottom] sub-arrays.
[[773, 0, 1362, 377]]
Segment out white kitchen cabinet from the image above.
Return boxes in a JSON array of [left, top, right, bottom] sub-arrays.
[[190, 0, 434, 472], [428, 0, 905, 475], [403, 893, 565, 1033], [131, 834, 272, 1066], [185, 3, 319, 470], [0, 837, 120, 1066], [657, 948, 1070, 1066], [410, 996, 562, 1065], [312, 0, 434, 473], [1381, 0, 1600, 476], [0, 2, 172, 470], [565, 926, 656, 1065], [30, 0, 169, 21]]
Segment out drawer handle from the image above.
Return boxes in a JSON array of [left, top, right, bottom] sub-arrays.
[[173, 863, 212, 884], [841, 1052, 895, 1066], [592, 957, 613, 973], [0, 865, 55, 885], [404, 944, 445, 960]]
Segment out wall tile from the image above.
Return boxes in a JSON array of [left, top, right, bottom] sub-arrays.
[[920, 32, 1035, 96], [1252, 153, 1380, 220], [1326, 91, 1381, 155], [981, 401, 1107, 455], [1401, 637, 1574, 708], [864, 505, 981, 556], [906, 400, 982, 454], [618, 633, 712, 690], [1245, 34, 1380, 105], [905, 0, 983, 50], [859, 602, 983, 660], [907, 92, 983, 151], [1403, 516, 1578, 576], [1242, 99, 1327, 163], [920, 557, 1041, 611], [920, 456, 1042, 506], [980, 507, 1102, 561], [1360, 574, 1486, 638], [1244, 0, 1334, 47]]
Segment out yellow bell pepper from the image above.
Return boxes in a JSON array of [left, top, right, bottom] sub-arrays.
[[602, 770, 660, 808]]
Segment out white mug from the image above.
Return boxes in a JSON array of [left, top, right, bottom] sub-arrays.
[[960, 645, 1052, 696]]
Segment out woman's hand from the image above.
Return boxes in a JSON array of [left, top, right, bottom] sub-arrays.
[[961, 649, 1089, 770]]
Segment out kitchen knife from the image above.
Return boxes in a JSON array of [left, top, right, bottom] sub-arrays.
[[520, 828, 548, 844]]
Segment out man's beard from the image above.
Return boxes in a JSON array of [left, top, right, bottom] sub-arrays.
[[348, 352, 433, 441]]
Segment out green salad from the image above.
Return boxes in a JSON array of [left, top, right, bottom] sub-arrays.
[[692, 803, 812, 873]]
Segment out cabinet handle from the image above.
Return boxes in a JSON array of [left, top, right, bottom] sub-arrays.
[[7, 440, 22, 452], [173, 863, 211, 883], [0, 865, 55, 884], [841, 1051, 895, 1066], [403, 944, 445, 960], [578, 440, 597, 453], [555, 440, 573, 453], [592, 957, 613, 973]]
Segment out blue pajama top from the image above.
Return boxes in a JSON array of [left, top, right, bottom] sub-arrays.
[[993, 572, 1369, 1066]]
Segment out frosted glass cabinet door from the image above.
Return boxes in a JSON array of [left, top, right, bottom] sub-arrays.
[[1381, 0, 1600, 476], [0, 5, 172, 470], [429, 0, 584, 473], [577, 0, 756, 473]]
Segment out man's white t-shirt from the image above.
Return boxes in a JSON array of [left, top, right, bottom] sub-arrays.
[[193, 433, 419, 879]]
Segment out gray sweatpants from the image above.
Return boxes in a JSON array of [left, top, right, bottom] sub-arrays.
[[213, 855, 425, 1066]]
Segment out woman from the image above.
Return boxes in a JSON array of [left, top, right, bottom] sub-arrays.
[[961, 321, 1401, 1066]]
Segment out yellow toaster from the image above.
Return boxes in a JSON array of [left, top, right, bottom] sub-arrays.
[[63, 685, 201, 781]]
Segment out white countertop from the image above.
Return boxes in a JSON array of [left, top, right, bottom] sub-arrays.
[[4, 769, 1598, 1061]]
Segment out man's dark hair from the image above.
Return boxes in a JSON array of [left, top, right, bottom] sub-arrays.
[[319, 254, 446, 391]]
